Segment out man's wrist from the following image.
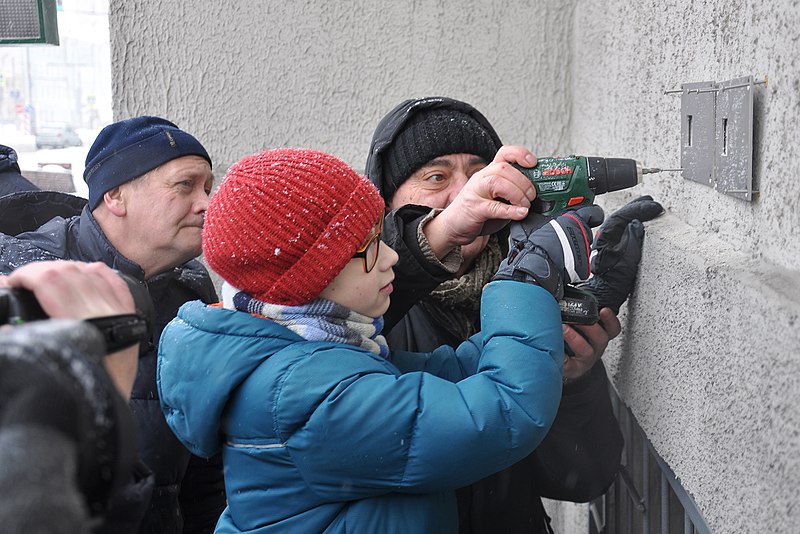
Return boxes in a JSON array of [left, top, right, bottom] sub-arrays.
[[418, 209, 462, 273]]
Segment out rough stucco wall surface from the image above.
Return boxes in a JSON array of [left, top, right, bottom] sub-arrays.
[[610, 216, 800, 534], [570, 0, 799, 271], [109, 0, 576, 179], [566, 1, 800, 533]]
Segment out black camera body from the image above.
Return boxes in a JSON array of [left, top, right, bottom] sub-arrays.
[[0, 285, 47, 324], [0, 271, 153, 523], [0, 271, 154, 353]]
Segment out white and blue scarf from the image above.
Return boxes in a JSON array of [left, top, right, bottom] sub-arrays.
[[222, 282, 390, 358]]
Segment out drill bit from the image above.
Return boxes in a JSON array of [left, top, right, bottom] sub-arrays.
[[641, 167, 682, 174]]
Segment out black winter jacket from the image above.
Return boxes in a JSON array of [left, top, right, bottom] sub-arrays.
[[0, 145, 39, 197], [0, 191, 226, 534], [380, 204, 623, 534]]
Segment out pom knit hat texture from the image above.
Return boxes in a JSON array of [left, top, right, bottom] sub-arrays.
[[203, 148, 385, 306], [83, 116, 211, 210]]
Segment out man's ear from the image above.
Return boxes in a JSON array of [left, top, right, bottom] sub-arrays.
[[102, 186, 127, 217]]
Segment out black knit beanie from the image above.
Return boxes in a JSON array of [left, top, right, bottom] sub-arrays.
[[367, 98, 502, 202]]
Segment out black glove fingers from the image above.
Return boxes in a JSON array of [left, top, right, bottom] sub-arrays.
[[591, 219, 644, 274], [610, 219, 644, 255], [632, 199, 664, 223], [595, 197, 663, 249], [594, 217, 628, 250], [627, 218, 646, 242], [618, 219, 646, 266], [591, 244, 618, 275], [579, 196, 660, 313], [611, 197, 664, 225]]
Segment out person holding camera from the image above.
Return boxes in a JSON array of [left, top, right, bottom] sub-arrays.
[[1, 260, 141, 398], [0, 260, 144, 533], [157, 147, 603, 532], [366, 96, 663, 533], [0, 117, 225, 534]]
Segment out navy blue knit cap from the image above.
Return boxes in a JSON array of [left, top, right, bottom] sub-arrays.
[[83, 116, 211, 210]]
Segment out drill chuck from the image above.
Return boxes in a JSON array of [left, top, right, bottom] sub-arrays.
[[586, 157, 642, 195]]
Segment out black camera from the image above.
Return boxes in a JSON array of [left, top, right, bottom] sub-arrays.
[[0, 285, 46, 323], [0, 271, 154, 353], [0, 271, 152, 525]]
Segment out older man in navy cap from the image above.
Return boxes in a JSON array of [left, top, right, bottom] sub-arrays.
[[0, 117, 225, 534]]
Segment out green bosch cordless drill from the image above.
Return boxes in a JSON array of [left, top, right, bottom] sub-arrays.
[[513, 155, 658, 216], [513, 155, 666, 324]]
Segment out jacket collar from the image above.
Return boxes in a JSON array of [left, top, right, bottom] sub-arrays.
[[77, 206, 147, 281]]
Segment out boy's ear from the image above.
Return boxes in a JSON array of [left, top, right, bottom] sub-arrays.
[[102, 186, 127, 217]]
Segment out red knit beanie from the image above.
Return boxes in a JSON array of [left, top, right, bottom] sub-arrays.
[[203, 148, 385, 305]]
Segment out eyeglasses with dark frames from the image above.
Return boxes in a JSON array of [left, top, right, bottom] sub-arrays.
[[352, 218, 383, 273]]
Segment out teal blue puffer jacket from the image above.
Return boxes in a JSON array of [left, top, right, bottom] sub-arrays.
[[158, 281, 563, 533]]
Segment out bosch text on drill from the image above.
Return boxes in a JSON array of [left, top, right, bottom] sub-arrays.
[[513, 155, 643, 217]]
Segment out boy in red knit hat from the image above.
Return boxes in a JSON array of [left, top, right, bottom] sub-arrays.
[[157, 148, 604, 533]]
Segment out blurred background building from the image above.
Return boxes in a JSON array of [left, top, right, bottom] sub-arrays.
[[0, 0, 111, 195]]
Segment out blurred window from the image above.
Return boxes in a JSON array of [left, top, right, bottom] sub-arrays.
[[0, 0, 111, 197]]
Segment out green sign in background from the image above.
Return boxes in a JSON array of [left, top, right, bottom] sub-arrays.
[[0, 0, 59, 46]]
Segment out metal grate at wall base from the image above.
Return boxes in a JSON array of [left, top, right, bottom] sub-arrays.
[[588, 386, 713, 534]]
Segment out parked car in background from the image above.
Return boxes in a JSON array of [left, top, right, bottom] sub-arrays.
[[35, 124, 83, 149]]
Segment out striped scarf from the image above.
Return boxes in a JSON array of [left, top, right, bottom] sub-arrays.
[[222, 282, 390, 358]]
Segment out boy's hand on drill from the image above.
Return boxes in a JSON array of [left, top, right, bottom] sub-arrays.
[[494, 205, 604, 299], [578, 196, 663, 313], [508, 209, 553, 244]]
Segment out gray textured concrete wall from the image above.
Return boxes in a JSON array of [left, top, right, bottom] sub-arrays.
[[109, 0, 576, 177], [568, 1, 800, 533], [110, 1, 800, 533]]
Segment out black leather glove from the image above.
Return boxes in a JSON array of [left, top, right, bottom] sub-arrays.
[[494, 205, 605, 299], [578, 195, 663, 313]]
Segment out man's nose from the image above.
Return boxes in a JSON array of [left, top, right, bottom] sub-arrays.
[[446, 173, 471, 205], [195, 190, 210, 213]]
